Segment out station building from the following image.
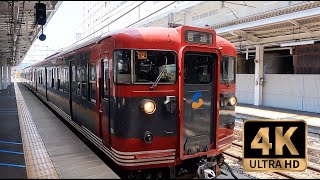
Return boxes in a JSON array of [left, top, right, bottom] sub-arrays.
[[79, 1, 320, 113]]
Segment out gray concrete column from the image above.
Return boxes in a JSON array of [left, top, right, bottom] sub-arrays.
[[0, 61, 2, 90], [254, 46, 264, 106], [8, 65, 11, 85], [3, 60, 7, 89]]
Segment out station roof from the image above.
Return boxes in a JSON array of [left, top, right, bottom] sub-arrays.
[[0, 1, 61, 67], [210, 1, 320, 49], [140, 1, 320, 51]]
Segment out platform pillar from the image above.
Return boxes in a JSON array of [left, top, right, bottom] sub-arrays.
[[8, 65, 11, 85], [3, 60, 7, 90], [0, 61, 2, 90], [254, 45, 264, 106]]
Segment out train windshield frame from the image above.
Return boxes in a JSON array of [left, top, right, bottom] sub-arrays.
[[113, 49, 177, 84], [220, 55, 236, 83]]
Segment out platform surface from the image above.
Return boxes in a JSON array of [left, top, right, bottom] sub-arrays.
[[236, 103, 320, 127], [14, 82, 120, 179], [0, 83, 27, 179]]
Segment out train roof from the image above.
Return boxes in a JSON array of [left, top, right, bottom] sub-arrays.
[[29, 27, 184, 67], [23, 26, 225, 69], [216, 36, 237, 56]]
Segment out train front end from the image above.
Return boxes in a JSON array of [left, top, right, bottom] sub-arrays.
[[174, 26, 228, 179], [109, 26, 233, 179]]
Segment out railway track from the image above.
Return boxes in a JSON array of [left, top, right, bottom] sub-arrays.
[[223, 142, 320, 179]]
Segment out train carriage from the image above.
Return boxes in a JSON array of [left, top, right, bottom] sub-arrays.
[[21, 25, 237, 179]]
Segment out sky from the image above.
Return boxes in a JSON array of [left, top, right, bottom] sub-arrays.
[[19, 1, 83, 68], [37, 1, 83, 50]]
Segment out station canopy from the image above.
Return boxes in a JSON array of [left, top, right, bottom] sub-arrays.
[[0, 1, 61, 67], [210, 1, 320, 49]]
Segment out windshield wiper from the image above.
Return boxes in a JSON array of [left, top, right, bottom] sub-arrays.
[[150, 56, 167, 90], [150, 68, 166, 90]]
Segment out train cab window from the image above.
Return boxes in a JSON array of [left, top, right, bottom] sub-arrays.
[[221, 56, 236, 83], [89, 64, 96, 102], [134, 51, 176, 84], [114, 50, 131, 84], [184, 53, 214, 84], [81, 66, 87, 99]]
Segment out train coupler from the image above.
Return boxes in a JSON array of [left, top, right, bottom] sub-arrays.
[[196, 159, 217, 179]]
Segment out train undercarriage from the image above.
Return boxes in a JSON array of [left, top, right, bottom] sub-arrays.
[[125, 154, 238, 179]]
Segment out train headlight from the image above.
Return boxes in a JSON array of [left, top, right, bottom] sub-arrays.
[[141, 99, 156, 114], [228, 96, 237, 106]]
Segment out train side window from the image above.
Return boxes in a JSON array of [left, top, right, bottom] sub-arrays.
[[71, 65, 76, 95], [89, 63, 96, 103], [221, 56, 236, 83], [42, 70, 44, 85], [103, 60, 109, 99], [38, 71, 40, 84], [57, 68, 63, 91], [60, 68, 64, 91], [114, 50, 131, 84], [64, 67, 69, 92], [76, 65, 81, 96], [41, 70, 43, 85], [47, 69, 51, 88], [39, 70, 42, 85], [57, 68, 61, 91], [81, 66, 87, 99], [52, 68, 55, 88]]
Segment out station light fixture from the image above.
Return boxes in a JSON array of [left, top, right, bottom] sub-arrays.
[[280, 40, 314, 47]]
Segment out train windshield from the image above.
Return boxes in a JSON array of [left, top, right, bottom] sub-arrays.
[[114, 49, 176, 84], [220, 56, 236, 83]]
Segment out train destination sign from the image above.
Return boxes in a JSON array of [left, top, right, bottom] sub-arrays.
[[243, 120, 307, 172], [184, 30, 213, 45]]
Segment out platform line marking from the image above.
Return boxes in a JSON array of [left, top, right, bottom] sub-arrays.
[[0, 149, 24, 155], [0, 162, 26, 168], [0, 140, 23, 145]]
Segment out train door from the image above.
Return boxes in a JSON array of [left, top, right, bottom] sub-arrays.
[[100, 59, 110, 145], [181, 51, 216, 158], [70, 60, 79, 124]]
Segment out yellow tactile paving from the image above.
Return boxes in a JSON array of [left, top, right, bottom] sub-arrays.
[[14, 83, 59, 179]]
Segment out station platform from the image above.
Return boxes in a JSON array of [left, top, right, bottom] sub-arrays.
[[0, 82, 119, 179], [236, 103, 320, 127], [0, 83, 26, 179]]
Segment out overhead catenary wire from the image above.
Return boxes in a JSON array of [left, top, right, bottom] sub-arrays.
[[72, 1, 147, 45], [72, 1, 179, 45]]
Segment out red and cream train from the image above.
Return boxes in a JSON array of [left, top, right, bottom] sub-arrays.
[[21, 25, 237, 179]]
